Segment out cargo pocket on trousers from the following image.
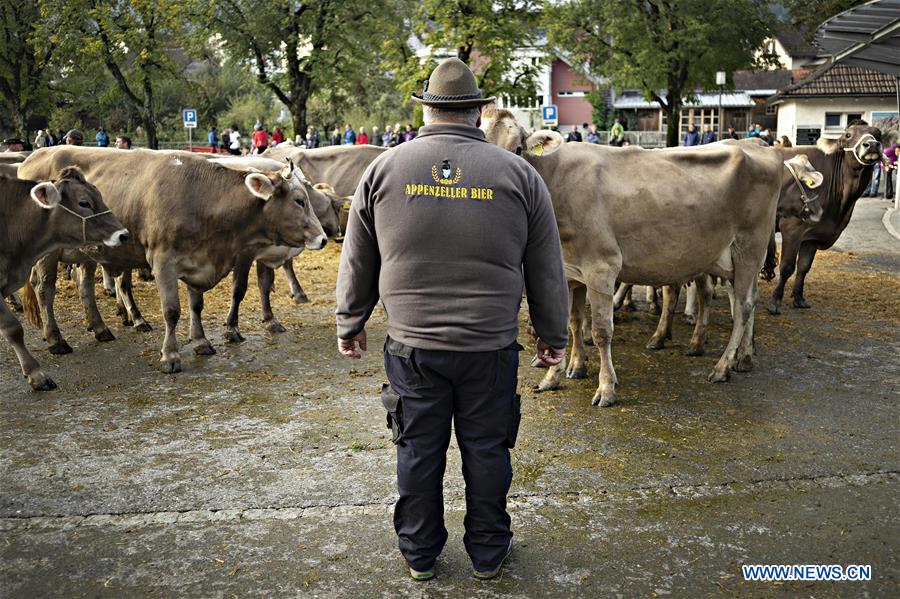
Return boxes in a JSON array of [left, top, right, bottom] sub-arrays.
[[381, 383, 405, 446], [505, 393, 522, 449]]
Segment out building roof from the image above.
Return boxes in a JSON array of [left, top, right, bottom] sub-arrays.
[[773, 60, 896, 100], [814, 0, 900, 77], [613, 92, 755, 110], [733, 69, 794, 92], [775, 27, 820, 58]]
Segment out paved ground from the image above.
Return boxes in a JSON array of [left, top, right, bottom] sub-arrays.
[[2, 199, 898, 597]]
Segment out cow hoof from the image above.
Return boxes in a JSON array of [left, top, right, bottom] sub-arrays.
[[645, 337, 665, 350], [121, 318, 134, 327], [224, 330, 245, 343], [535, 379, 560, 392], [793, 297, 812, 309], [735, 354, 753, 372], [767, 302, 781, 315], [193, 342, 216, 356], [591, 392, 616, 407], [135, 322, 152, 333], [94, 329, 116, 342], [29, 373, 57, 391], [566, 366, 587, 379], [292, 293, 309, 304], [104, 288, 117, 298], [160, 358, 181, 373], [530, 354, 548, 369], [48, 340, 73, 355], [685, 345, 704, 357], [684, 313, 697, 325], [265, 320, 286, 334], [707, 369, 730, 383]]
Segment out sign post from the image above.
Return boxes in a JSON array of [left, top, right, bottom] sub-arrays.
[[182, 108, 197, 151], [541, 105, 559, 127]]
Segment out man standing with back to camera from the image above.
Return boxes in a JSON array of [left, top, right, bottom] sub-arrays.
[[335, 58, 568, 581]]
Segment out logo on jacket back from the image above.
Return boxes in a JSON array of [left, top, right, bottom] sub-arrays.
[[404, 158, 493, 201], [432, 159, 462, 185]]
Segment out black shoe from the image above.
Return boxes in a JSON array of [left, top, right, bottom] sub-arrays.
[[473, 539, 513, 580]]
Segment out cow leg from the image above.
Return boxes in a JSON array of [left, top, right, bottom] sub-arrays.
[[257, 263, 286, 333], [735, 295, 757, 372], [566, 283, 588, 379], [646, 286, 661, 315], [686, 275, 714, 356], [101, 266, 117, 298], [282, 258, 309, 304], [187, 286, 215, 355], [535, 286, 573, 391], [683, 281, 697, 324], [116, 270, 152, 332], [586, 286, 617, 407], [224, 254, 252, 343], [614, 284, 635, 312], [154, 258, 182, 373], [768, 233, 801, 315], [709, 256, 756, 383], [76, 261, 115, 342], [0, 301, 55, 390], [791, 242, 817, 309], [582, 295, 593, 346], [646, 285, 679, 350], [32, 253, 71, 355]]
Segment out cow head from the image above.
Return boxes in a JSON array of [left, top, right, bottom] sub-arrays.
[[817, 123, 883, 168], [33, 166, 129, 247], [482, 107, 564, 157], [309, 182, 343, 238], [783, 154, 825, 223], [244, 163, 327, 250]]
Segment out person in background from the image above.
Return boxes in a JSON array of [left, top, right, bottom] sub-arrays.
[[95, 127, 109, 147], [356, 126, 369, 145], [586, 124, 600, 144], [343, 124, 356, 145], [760, 129, 774, 145], [208, 127, 218, 153], [565, 126, 582, 143], [272, 126, 285, 145], [402, 123, 416, 143], [773, 135, 792, 148], [382, 124, 395, 147], [229, 128, 242, 155], [65, 129, 84, 146], [114, 135, 132, 149], [46, 129, 57, 146], [57, 129, 67, 145], [251, 125, 269, 154], [747, 123, 761, 138], [330, 127, 340, 146], [306, 126, 320, 148], [394, 122, 404, 144], [883, 140, 897, 199], [700, 124, 716, 144], [683, 124, 700, 147], [34, 129, 48, 148], [609, 117, 624, 146], [220, 128, 230, 153], [371, 126, 381, 146], [725, 126, 739, 140]]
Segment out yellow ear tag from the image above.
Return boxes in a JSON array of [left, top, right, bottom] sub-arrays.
[[802, 177, 814, 186], [530, 143, 544, 156], [343, 200, 352, 209]]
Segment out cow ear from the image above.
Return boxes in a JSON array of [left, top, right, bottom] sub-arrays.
[[313, 182, 334, 192], [245, 172, 275, 200], [30, 182, 61, 209], [525, 130, 564, 156], [785, 155, 824, 188]]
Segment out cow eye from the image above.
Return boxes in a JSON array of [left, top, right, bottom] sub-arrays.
[[78, 200, 91, 208], [295, 198, 305, 208], [845, 132, 852, 138]]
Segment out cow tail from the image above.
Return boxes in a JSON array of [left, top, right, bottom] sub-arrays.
[[21, 278, 43, 328], [760, 229, 778, 281]]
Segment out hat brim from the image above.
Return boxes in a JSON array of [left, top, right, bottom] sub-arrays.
[[411, 93, 496, 108]]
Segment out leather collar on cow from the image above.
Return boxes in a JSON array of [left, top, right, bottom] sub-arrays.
[[844, 133, 880, 166], [784, 160, 819, 219]]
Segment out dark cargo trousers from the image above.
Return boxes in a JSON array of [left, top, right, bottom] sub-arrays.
[[381, 337, 522, 572]]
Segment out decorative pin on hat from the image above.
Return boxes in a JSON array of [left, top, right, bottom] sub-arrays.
[[411, 57, 496, 108]]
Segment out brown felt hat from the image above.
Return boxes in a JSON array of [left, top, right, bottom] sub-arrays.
[[411, 58, 496, 108]]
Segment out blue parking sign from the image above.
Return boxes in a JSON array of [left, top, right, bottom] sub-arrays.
[[541, 105, 558, 126], [183, 109, 197, 128]]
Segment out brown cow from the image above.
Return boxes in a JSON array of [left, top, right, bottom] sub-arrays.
[[767, 123, 882, 314], [483, 108, 817, 407], [19, 146, 326, 374], [1, 168, 127, 389], [263, 144, 386, 196]]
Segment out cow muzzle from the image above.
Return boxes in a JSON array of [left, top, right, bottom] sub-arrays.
[[845, 134, 882, 165], [306, 234, 327, 250], [105, 229, 130, 247]]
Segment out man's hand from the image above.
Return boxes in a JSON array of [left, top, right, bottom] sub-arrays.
[[338, 329, 367, 359], [536, 338, 565, 366]]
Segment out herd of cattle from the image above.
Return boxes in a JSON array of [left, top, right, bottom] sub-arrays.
[[0, 110, 883, 408]]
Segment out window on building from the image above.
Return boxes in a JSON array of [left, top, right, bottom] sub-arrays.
[[847, 113, 863, 124], [765, 104, 777, 116], [557, 91, 587, 97], [825, 113, 842, 129]]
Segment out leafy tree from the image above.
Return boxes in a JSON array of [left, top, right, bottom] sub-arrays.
[[548, 0, 778, 147], [0, 1, 54, 140], [39, 0, 195, 148], [386, 0, 544, 105], [208, 0, 400, 138]]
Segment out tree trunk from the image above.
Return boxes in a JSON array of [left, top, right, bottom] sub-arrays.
[[11, 104, 27, 141], [291, 101, 307, 142], [143, 114, 158, 150], [664, 96, 682, 148]]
